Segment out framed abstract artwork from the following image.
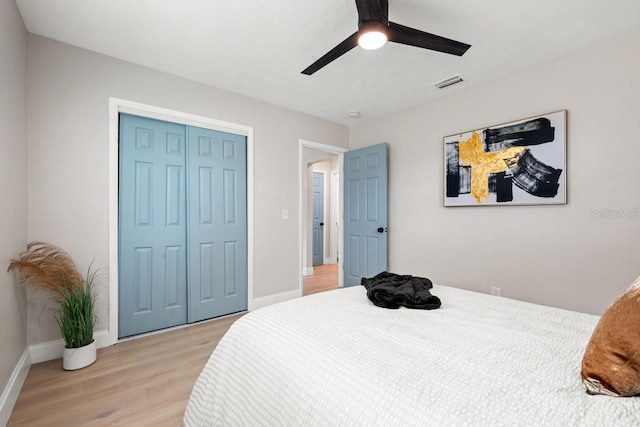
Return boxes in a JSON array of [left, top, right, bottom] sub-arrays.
[[444, 110, 566, 207]]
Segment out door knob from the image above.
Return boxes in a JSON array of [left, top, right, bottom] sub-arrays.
[[377, 227, 385, 233], [320, 222, 324, 226]]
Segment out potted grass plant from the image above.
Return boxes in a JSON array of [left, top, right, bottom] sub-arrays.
[[8, 242, 98, 370]]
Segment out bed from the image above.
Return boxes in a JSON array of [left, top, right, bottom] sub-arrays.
[[184, 285, 640, 426]]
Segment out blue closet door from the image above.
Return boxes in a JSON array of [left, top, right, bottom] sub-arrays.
[[119, 114, 188, 337], [187, 126, 247, 322]]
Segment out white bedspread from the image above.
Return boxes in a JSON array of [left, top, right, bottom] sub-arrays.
[[184, 285, 640, 426]]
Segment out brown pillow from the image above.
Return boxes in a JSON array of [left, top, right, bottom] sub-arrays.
[[581, 276, 640, 396]]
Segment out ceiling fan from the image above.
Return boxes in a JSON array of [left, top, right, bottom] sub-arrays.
[[301, 0, 471, 75]]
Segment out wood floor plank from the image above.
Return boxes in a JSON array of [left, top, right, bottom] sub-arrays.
[[8, 314, 242, 426], [303, 263, 339, 296], [9, 267, 338, 426]]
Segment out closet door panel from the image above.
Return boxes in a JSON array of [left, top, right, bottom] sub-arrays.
[[187, 126, 247, 322], [119, 114, 188, 338]]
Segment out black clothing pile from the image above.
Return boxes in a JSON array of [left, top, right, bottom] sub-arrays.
[[361, 271, 441, 310]]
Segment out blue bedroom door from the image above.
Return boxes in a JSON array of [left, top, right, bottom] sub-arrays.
[[187, 126, 247, 323], [119, 114, 188, 337], [343, 143, 388, 287], [119, 114, 247, 338], [312, 171, 324, 266]]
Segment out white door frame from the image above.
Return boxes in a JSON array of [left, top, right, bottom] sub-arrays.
[[108, 98, 255, 345], [298, 139, 347, 296]]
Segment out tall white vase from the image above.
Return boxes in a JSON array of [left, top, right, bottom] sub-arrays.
[[62, 340, 97, 370]]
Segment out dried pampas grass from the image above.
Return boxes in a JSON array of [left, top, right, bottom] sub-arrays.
[[7, 241, 83, 300]]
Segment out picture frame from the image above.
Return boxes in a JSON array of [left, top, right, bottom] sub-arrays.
[[443, 110, 566, 207]]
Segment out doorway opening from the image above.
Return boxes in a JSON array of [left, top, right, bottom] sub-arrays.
[[299, 140, 347, 297]]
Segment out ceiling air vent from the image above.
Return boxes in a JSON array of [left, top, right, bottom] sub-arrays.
[[434, 75, 464, 90]]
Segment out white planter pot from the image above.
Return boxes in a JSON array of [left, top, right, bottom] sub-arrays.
[[63, 340, 97, 371]]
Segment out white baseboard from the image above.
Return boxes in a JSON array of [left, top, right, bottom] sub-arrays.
[[29, 330, 111, 364], [324, 257, 337, 265], [302, 267, 314, 276], [250, 289, 301, 311], [0, 347, 30, 426]]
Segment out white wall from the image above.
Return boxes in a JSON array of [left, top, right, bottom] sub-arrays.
[[350, 30, 640, 316], [0, 0, 28, 413], [26, 35, 349, 344]]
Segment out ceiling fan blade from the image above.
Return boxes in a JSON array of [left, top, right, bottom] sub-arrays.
[[355, 0, 384, 23], [388, 21, 471, 56], [301, 32, 359, 75]]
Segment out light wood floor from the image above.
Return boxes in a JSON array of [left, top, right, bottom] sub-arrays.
[[303, 263, 339, 296], [9, 267, 337, 426], [8, 313, 243, 427]]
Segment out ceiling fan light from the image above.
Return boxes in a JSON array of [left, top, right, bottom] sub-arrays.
[[358, 30, 387, 50], [357, 21, 388, 50]]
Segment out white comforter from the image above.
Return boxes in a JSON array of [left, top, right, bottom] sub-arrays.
[[184, 285, 640, 426]]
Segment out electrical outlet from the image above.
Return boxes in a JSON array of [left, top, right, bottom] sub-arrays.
[[281, 209, 289, 220], [490, 286, 501, 297]]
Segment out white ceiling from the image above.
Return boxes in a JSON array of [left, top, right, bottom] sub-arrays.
[[15, 0, 640, 125]]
